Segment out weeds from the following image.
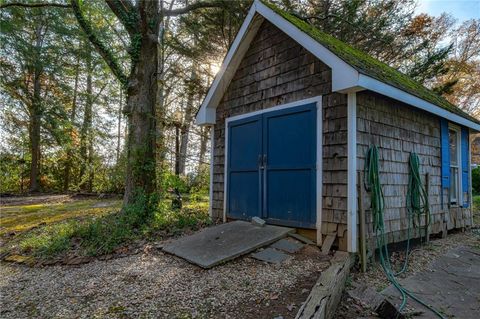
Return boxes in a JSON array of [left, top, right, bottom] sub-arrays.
[[12, 194, 210, 259]]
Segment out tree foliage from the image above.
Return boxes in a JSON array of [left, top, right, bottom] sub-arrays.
[[0, 0, 478, 209]]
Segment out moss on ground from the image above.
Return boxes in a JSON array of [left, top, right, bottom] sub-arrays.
[[260, 0, 480, 124], [1, 197, 210, 260], [0, 200, 121, 236]]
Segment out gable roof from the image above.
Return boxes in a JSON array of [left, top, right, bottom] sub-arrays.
[[196, 0, 480, 131]]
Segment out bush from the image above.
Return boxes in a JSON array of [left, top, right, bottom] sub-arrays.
[[472, 167, 480, 195]]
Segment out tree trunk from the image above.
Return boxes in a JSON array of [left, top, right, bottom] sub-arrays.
[[197, 126, 209, 174], [178, 67, 197, 175], [116, 87, 122, 164], [29, 80, 41, 192], [80, 48, 93, 192], [63, 57, 80, 191], [123, 13, 159, 207], [28, 23, 44, 193], [175, 124, 181, 176], [155, 0, 173, 194]]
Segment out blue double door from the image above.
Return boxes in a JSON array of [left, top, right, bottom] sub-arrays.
[[227, 103, 317, 228]]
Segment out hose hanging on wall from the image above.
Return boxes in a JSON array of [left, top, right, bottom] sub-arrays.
[[364, 146, 445, 319], [407, 152, 431, 239]]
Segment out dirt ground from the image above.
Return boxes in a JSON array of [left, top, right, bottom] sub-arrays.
[[0, 194, 334, 318], [0, 239, 330, 319]]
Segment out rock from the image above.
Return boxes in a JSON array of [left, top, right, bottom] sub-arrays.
[[251, 216, 266, 227], [348, 284, 405, 319], [65, 256, 92, 265]]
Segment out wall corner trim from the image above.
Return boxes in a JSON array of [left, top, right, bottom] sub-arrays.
[[347, 92, 358, 253]]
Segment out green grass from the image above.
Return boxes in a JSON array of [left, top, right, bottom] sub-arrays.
[[0, 200, 121, 235], [2, 196, 210, 260], [473, 195, 480, 226]]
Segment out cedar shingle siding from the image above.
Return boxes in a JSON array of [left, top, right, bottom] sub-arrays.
[[357, 91, 472, 246], [212, 21, 348, 238], [211, 20, 471, 248]]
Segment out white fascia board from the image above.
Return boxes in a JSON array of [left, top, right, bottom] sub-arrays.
[[255, 1, 359, 92], [358, 74, 480, 131], [196, 0, 359, 125], [197, 0, 479, 131], [195, 4, 261, 126]]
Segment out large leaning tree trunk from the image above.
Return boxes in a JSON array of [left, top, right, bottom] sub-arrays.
[[1, 0, 226, 212], [123, 18, 158, 205], [71, 0, 160, 208]]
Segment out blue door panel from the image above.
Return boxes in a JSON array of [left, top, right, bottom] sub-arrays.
[[264, 109, 315, 168], [229, 118, 262, 171], [266, 169, 315, 227], [228, 172, 260, 219], [263, 103, 317, 228], [226, 103, 317, 228], [227, 115, 262, 220]]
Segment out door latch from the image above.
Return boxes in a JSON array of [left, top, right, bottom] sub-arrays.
[[258, 154, 264, 169]]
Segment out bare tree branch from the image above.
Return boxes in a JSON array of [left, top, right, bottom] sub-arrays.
[[0, 2, 70, 9], [162, 1, 223, 17], [105, 0, 138, 35]]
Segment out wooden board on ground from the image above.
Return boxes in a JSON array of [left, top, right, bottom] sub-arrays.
[[295, 251, 354, 319], [321, 232, 337, 254]]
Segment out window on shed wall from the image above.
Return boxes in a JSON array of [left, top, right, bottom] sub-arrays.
[[449, 126, 461, 205]]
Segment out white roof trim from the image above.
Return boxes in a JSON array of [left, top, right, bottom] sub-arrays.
[[358, 75, 480, 131], [195, 4, 262, 125], [195, 0, 480, 131]]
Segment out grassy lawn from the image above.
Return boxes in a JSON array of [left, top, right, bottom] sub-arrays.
[[0, 195, 210, 262], [0, 199, 122, 236]]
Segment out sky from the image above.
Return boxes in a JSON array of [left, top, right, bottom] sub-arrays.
[[415, 0, 480, 22]]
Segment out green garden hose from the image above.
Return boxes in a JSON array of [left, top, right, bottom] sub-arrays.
[[364, 146, 446, 319]]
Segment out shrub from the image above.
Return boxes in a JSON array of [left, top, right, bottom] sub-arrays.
[[472, 167, 480, 195]]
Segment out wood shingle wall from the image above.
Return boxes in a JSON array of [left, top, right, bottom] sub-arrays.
[[357, 91, 472, 246], [210, 19, 470, 249], [212, 20, 348, 240]]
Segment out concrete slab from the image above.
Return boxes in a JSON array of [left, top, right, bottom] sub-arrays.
[[271, 238, 304, 253], [162, 221, 293, 268], [382, 246, 480, 318], [251, 248, 290, 264]]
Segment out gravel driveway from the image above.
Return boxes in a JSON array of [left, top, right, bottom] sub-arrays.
[[0, 244, 329, 318]]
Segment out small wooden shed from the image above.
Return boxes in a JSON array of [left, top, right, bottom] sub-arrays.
[[195, 0, 480, 252]]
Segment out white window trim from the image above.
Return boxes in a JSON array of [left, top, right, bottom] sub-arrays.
[[448, 124, 463, 207], [223, 96, 323, 244]]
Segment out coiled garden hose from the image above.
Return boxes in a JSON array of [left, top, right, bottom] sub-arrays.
[[364, 146, 446, 319]]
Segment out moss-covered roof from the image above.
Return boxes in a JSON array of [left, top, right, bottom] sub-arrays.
[[261, 0, 479, 124]]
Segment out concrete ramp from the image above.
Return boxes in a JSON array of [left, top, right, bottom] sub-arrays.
[[162, 221, 293, 268]]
